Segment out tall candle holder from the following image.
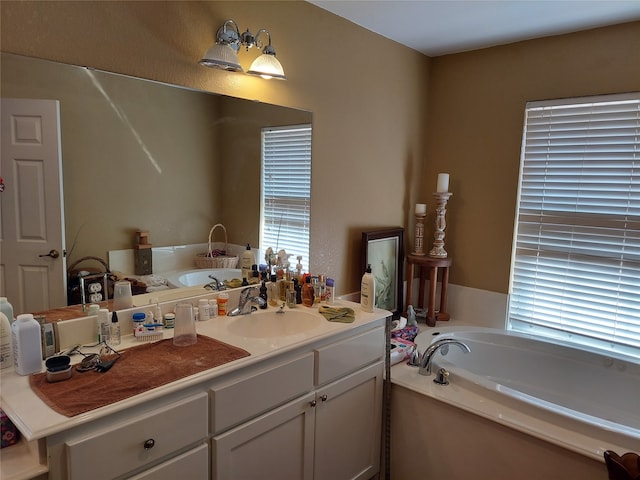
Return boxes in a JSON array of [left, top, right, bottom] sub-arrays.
[[429, 192, 453, 258], [413, 212, 427, 255]]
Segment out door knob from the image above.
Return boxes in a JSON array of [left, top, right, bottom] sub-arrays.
[[39, 249, 60, 259]]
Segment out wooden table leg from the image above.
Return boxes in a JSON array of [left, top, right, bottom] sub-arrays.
[[427, 266, 438, 326], [436, 266, 451, 321], [418, 265, 426, 309], [405, 262, 414, 317]]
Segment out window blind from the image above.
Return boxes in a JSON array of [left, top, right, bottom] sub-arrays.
[[508, 93, 640, 359], [261, 125, 312, 270]]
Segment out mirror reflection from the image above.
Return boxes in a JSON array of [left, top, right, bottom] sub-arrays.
[[0, 52, 312, 312]]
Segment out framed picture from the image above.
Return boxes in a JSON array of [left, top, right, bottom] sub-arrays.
[[361, 227, 404, 319]]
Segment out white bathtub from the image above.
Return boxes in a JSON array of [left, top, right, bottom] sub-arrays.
[[391, 326, 640, 479], [165, 268, 242, 288]]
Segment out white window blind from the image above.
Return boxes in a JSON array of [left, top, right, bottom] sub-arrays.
[[261, 124, 312, 269], [508, 93, 640, 359]]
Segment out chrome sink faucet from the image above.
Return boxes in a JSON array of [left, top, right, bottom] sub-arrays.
[[418, 338, 471, 376], [204, 276, 225, 291], [227, 286, 267, 316]]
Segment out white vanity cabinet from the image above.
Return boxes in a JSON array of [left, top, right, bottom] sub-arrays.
[[4, 308, 387, 480], [211, 327, 384, 480]]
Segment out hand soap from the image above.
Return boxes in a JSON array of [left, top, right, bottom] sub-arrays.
[[360, 264, 375, 313]]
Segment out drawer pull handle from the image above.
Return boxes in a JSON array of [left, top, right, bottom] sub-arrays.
[[310, 400, 317, 407], [143, 439, 156, 449], [320, 394, 328, 402]]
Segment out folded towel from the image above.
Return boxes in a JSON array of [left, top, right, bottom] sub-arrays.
[[319, 306, 355, 323]]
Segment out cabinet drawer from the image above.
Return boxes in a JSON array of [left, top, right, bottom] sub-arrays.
[[65, 393, 208, 480], [210, 353, 314, 434], [315, 327, 384, 385], [127, 442, 209, 480]]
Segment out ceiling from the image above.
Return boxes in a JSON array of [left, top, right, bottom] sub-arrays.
[[307, 1, 640, 56]]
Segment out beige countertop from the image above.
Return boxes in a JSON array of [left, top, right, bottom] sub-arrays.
[[0, 300, 388, 442]]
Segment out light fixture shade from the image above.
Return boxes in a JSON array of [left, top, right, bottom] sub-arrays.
[[199, 43, 243, 72], [247, 52, 286, 80]]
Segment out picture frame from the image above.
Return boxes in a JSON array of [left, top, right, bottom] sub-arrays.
[[361, 227, 404, 319]]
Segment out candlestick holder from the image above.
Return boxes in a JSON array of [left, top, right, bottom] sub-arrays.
[[413, 213, 427, 255], [429, 192, 453, 258]]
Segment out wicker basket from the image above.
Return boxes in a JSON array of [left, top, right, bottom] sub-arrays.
[[194, 224, 239, 269]]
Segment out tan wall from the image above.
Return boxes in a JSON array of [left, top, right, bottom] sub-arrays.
[[425, 21, 640, 293], [1, 2, 638, 296], [1, 1, 429, 296]]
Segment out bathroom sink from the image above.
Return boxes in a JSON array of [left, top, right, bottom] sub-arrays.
[[227, 310, 323, 338]]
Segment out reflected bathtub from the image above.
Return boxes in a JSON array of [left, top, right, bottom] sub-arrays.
[[391, 326, 639, 479], [165, 268, 242, 288]]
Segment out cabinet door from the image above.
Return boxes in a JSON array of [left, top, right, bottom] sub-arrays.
[[314, 362, 383, 480], [126, 442, 209, 480], [212, 392, 315, 480]]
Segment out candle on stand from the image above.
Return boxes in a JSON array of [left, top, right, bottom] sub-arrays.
[[436, 173, 450, 193], [415, 203, 427, 215]]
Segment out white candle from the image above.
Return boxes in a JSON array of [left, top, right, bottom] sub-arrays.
[[415, 203, 426, 215], [436, 173, 450, 193]]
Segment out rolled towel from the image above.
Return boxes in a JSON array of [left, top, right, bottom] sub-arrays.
[[319, 306, 355, 323]]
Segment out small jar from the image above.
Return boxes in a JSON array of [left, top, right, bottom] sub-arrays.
[[217, 293, 229, 316], [163, 312, 175, 329], [132, 312, 146, 335], [209, 299, 218, 318]]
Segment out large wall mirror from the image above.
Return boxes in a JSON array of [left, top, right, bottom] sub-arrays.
[[1, 52, 312, 310]]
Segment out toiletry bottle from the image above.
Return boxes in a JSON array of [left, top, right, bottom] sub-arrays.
[[12, 314, 42, 375], [132, 312, 146, 336], [295, 256, 303, 282], [249, 265, 260, 285], [302, 275, 315, 307], [259, 281, 268, 309], [198, 299, 210, 321], [110, 311, 121, 346], [97, 308, 111, 343], [0, 297, 14, 323], [294, 279, 302, 304], [241, 244, 254, 281], [318, 275, 327, 303], [209, 298, 218, 317], [325, 278, 335, 305], [0, 312, 13, 369], [312, 276, 321, 304], [360, 264, 376, 313], [268, 275, 279, 307]]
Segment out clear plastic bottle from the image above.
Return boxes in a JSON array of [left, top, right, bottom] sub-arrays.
[[109, 311, 121, 346], [12, 314, 42, 375]]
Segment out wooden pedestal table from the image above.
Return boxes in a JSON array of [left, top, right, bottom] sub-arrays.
[[405, 254, 452, 327]]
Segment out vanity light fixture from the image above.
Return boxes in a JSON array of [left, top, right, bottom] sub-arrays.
[[199, 19, 286, 80]]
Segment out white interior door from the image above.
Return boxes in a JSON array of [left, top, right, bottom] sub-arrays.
[[1, 98, 66, 315]]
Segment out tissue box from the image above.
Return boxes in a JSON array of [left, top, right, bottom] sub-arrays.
[[1, 407, 20, 448]]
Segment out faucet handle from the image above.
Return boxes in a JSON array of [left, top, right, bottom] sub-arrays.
[[433, 367, 450, 385], [407, 346, 420, 367]]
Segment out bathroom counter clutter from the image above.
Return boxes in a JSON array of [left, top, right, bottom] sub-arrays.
[[1, 300, 388, 480], [28, 335, 250, 417]]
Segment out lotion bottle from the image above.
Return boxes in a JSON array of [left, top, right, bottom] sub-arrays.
[[241, 244, 255, 281], [0, 312, 13, 370], [0, 297, 14, 323], [360, 264, 375, 313]]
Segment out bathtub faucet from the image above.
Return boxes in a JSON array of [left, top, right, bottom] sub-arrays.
[[227, 286, 266, 316], [418, 338, 471, 376]]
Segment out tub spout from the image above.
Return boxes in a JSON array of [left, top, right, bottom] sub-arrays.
[[418, 338, 471, 376]]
